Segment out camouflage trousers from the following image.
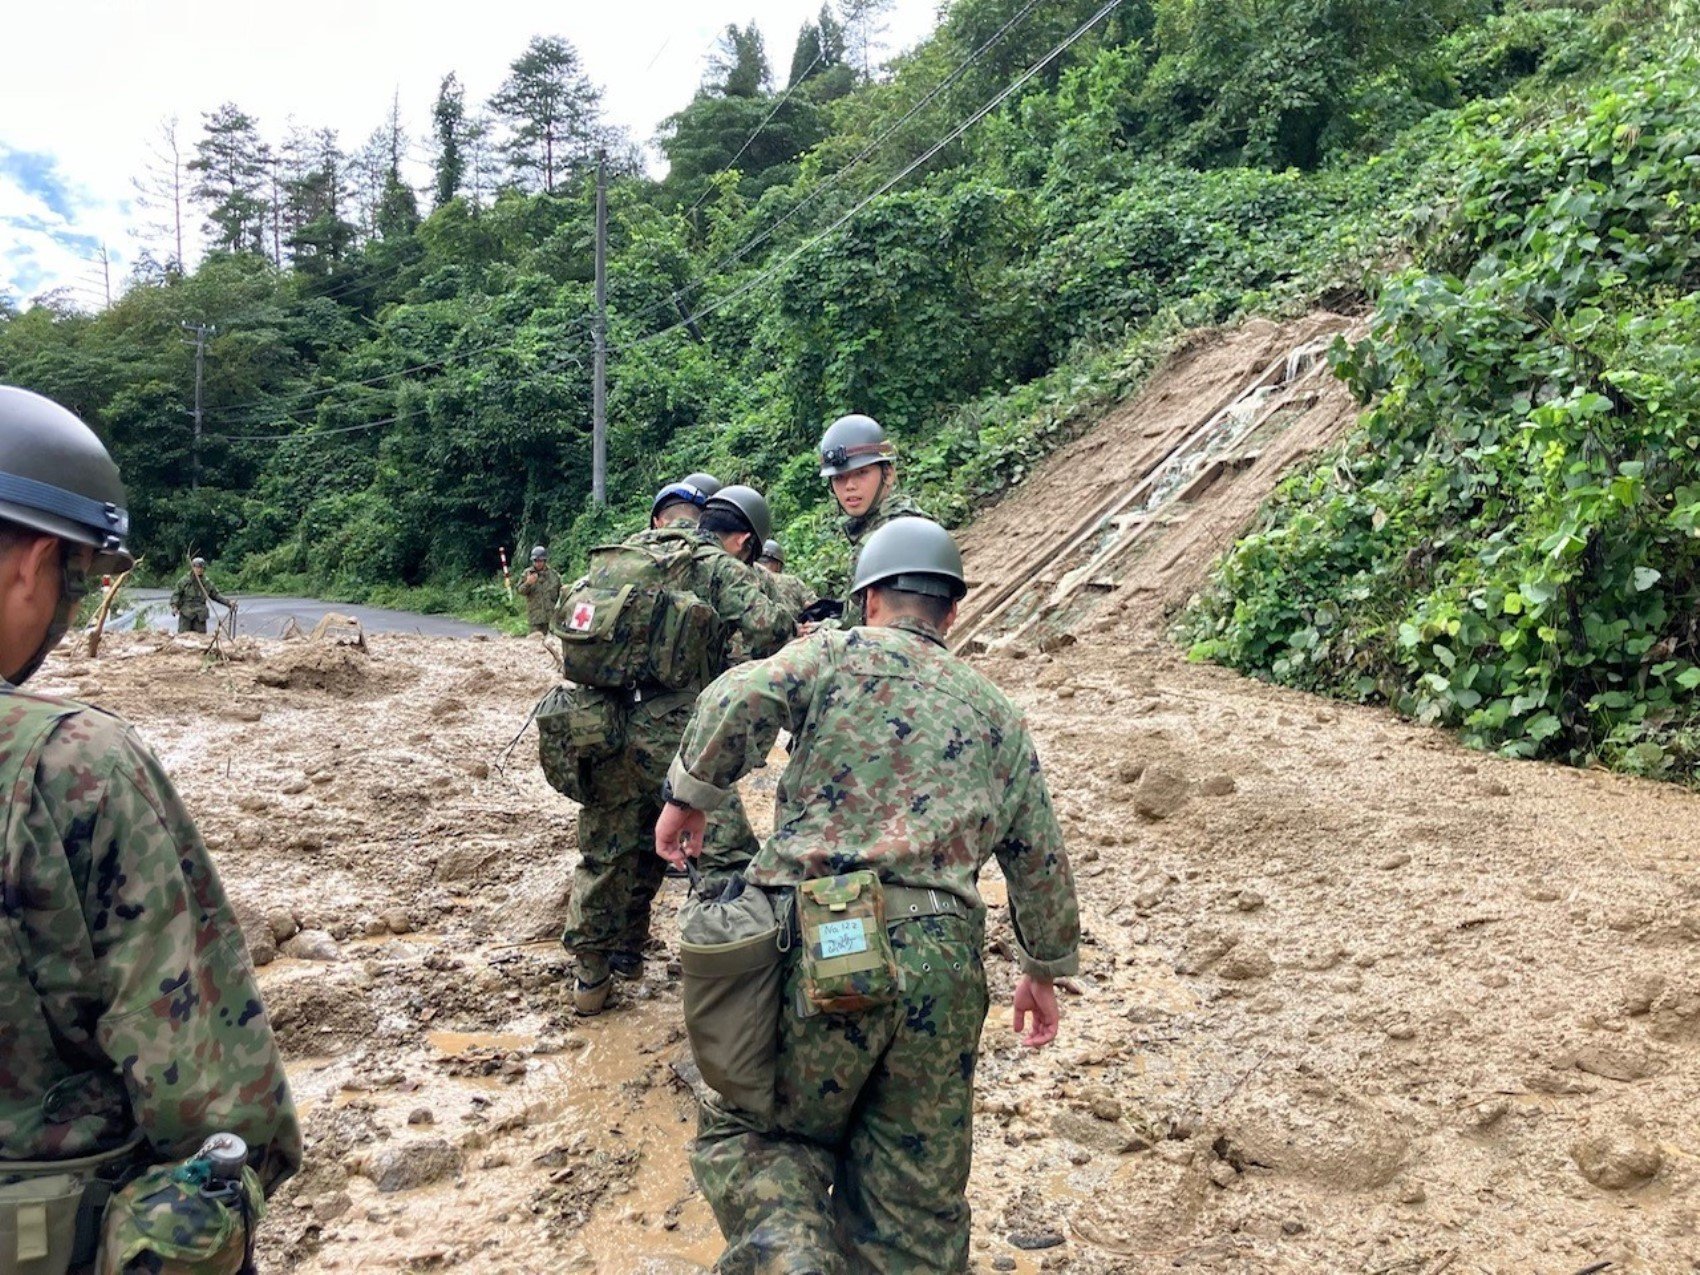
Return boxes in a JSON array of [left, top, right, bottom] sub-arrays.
[[693, 914, 989, 1274], [176, 614, 208, 633], [563, 692, 760, 984]]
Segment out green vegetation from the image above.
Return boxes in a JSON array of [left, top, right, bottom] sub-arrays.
[[0, 0, 1634, 632], [1186, 5, 1700, 777]]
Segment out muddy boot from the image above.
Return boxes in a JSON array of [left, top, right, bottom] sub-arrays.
[[609, 952, 643, 981], [574, 975, 612, 1016]]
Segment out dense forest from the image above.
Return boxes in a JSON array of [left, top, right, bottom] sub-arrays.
[[0, 0, 1646, 627]]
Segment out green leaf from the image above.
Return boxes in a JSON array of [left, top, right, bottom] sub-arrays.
[[1525, 713, 1562, 742], [1633, 566, 1661, 591], [1677, 668, 1700, 690]]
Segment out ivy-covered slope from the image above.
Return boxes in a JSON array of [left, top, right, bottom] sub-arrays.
[[1186, 18, 1700, 777]]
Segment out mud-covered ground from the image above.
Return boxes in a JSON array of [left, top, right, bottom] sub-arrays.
[[32, 617, 1700, 1274]]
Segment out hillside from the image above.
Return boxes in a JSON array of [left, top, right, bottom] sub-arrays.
[[0, 0, 1635, 622]]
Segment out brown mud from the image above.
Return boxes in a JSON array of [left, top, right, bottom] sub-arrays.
[[34, 315, 1700, 1273]]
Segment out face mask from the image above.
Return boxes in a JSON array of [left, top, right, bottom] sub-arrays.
[[10, 548, 89, 686]]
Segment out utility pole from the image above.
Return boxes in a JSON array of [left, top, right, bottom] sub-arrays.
[[592, 149, 607, 507], [182, 321, 215, 488]]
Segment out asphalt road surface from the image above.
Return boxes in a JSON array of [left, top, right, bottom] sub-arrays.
[[111, 589, 500, 639]]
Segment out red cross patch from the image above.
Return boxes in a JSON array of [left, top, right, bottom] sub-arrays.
[[568, 602, 596, 632]]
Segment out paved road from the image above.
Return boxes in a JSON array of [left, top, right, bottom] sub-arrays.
[[112, 589, 500, 639]]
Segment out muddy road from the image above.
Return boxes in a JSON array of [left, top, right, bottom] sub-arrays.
[[111, 589, 500, 638], [32, 619, 1700, 1274]]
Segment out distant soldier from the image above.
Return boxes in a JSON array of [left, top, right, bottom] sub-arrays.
[[657, 517, 1078, 1272], [169, 555, 232, 633], [815, 413, 928, 628], [556, 485, 796, 1015], [0, 386, 301, 1270], [516, 545, 562, 633], [756, 539, 815, 615]]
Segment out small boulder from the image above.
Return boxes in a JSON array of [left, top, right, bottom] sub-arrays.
[[281, 929, 342, 963], [1218, 946, 1274, 982], [1133, 766, 1190, 821], [1199, 774, 1237, 797], [369, 1139, 463, 1193], [1572, 1128, 1662, 1189]]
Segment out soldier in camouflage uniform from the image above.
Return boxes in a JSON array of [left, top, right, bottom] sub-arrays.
[[562, 485, 797, 1015], [168, 557, 231, 634], [757, 540, 815, 616], [815, 414, 928, 629], [0, 386, 301, 1267], [657, 517, 1079, 1273], [516, 545, 562, 633]]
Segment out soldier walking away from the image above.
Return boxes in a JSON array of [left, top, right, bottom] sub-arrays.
[[656, 517, 1079, 1273], [556, 484, 798, 1016], [0, 385, 301, 1271], [516, 545, 563, 634], [169, 556, 232, 634], [814, 413, 928, 629], [756, 539, 815, 615]]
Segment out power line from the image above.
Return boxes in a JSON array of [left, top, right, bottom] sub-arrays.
[[615, 0, 1124, 355], [613, 0, 1046, 335], [682, 48, 825, 217]]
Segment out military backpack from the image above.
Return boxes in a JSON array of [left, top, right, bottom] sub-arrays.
[[552, 539, 721, 692]]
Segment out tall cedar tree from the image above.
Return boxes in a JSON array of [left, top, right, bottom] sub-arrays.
[[432, 73, 468, 208], [489, 35, 604, 194], [189, 104, 269, 254]]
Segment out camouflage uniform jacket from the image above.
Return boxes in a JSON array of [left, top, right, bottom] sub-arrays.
[[667, 617, 1080, 978], [768, 570, 815, 615], [516, 564, 563, 628], [0, 684, 302, 1190], [169, 573, 228, 623], [837, 487, 928, 627]]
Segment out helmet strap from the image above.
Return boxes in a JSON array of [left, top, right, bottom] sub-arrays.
[[11, 546, 88, 687]]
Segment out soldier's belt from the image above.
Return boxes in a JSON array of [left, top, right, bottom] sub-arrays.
[[882, 885, 975, 923]]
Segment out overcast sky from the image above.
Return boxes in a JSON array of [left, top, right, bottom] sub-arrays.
[[0, 0, 941, 310]]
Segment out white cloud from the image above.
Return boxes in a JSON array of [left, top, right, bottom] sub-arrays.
[[0, 0, 942, 304]]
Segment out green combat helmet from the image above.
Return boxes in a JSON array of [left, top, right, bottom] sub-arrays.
[[681, 472, 723, 499], [850, 517, 967, 600], [652, 481, 708, 522], [531, 545, 548, 562], [759, 539, 784, 566], [0, 385, 133, 572], [704, 485, 772, 546], [818, 413, 895, 478]]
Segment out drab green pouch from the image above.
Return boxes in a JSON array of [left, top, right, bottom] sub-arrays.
[[535, 685, 626, 804], [796, 871, 901, 1015]]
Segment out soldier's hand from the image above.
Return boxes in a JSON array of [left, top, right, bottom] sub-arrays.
[[1013, 976, 1059, 1048], [796, 621, 819, 638], [655, 803, 707, 868]]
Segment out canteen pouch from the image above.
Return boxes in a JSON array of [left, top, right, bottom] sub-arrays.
[[95, 1162, 264, 1275], [535, 685, 625, 804], [678, 881, 784, 1123], [796, 872, 901, 1015]]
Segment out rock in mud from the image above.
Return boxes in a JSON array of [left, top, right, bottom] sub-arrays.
[[383, 908, 413, 935], [1217, 1076, 1409, 1189], [1572, 1128, 1662, 1189], [1572, 1042, 1665, 1083], [282, 929, 342, 962], [1199, 773, 1237, 797], [1009, 1230, 1065, 1251], [1218, 945, 1274, 981], [1175, 930, 1237, 977], [369, 1139, 463, 1193], [1378, 852, 1411, 870], [1133, 766, 1190, 820]]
